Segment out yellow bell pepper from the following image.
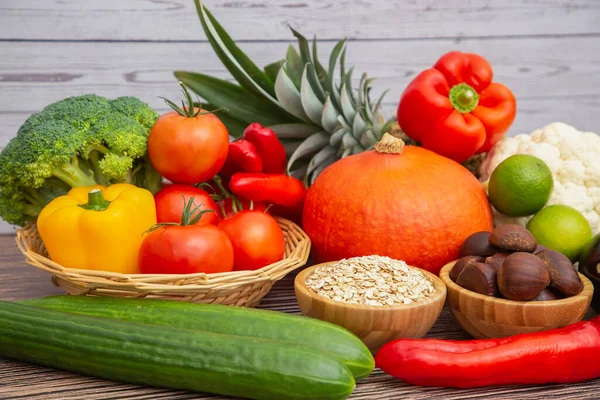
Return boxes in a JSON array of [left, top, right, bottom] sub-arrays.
[[37, 183, 157, 274]]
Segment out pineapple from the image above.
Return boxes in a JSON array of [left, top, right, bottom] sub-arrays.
[[176, 0, 396, 185]]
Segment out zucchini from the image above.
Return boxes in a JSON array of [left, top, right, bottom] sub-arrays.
[[0, 300, 355, 400], [22, 295, 374, 380]]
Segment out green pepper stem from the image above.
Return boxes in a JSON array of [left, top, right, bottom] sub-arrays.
[[79, 189, 110, 211], [449, 83, 480, 113]]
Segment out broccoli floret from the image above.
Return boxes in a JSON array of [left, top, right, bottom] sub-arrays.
[[42, 94, 112, 133], [110, 96, 159, 131], [12, 119, 95, 188], [0, 94, 162, 226]]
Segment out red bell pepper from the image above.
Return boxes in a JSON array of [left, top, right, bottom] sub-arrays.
[[375, 316, 600, 388], [243, 123, 287, 174], [229, 172, 306, 222], [397, 51, 516, 163], [219, 139, 263, 178]]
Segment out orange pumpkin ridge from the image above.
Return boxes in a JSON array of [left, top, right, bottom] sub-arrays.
[[302, 134, 493, 275]]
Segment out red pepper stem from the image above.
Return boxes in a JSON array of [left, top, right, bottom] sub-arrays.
[[449, 83, 480, 113], [78, 189, 110, 211]]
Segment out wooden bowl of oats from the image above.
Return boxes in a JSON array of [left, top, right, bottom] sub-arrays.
[[294, 255, 447, 353]]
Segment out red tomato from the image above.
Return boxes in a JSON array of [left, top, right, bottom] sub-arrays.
[[218, 210, 285, 271], [148, 109, 229, 184], [139, 224, 234, 274], [155, 184, 219, 225], [216, 198, 268, 219]]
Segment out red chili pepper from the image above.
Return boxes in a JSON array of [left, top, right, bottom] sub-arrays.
[[397, 51, 516, 163], [219, 139, 263, 178], [243, 123, 287, 174], [375, 317, 600, 388], [229, 172, 306, 220]]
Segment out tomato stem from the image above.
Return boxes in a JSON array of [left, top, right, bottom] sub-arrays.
[[212, 176, 231, 199], [159, 81, 228, 118]]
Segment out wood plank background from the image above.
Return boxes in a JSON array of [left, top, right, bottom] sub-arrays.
[[0, 0, 599, 230], [1, 236, 599, 399]]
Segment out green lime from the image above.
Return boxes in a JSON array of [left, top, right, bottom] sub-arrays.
[[526, 205, 593, 261], [488, 154, 553, 217]]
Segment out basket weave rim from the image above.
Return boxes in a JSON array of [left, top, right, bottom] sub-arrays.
[[15, 216, 311, 289]]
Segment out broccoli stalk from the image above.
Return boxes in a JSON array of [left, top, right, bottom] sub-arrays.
[[0, 94, 161, 226], [51, 155, 98, 188]]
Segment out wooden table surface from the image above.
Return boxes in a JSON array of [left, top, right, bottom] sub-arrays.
[[1, 235, 598, 400]]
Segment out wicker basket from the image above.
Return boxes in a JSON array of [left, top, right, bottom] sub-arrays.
[[15, 217, 311, 307]]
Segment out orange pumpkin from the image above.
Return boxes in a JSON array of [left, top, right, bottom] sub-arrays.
[[302, 133, 494, 274]]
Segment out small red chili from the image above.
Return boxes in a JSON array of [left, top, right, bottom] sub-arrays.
[[243, 123, 287, 175], [219, 139, 263, 178], [228, 172, 307, 221]]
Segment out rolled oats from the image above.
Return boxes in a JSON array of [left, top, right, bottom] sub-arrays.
[[305, 255, 435, 306]]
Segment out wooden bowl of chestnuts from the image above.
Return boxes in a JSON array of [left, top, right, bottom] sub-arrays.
[[439, 224, 594, 339]]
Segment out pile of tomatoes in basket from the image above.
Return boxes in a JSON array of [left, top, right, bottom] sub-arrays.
[[140, 105, 306, 275]]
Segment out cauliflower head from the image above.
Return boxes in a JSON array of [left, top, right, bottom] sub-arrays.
[[479, 122, 600, 234]]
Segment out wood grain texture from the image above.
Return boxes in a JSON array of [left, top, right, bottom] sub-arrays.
[[1, 36, 599, 140], [0, 235, 599, 399], [295, 262, 447, 352], [1, 0, 599, 41]]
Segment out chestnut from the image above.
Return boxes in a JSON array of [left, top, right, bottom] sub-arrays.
[[459, 231, 498, 258], [534, 244, 548, 255], [532, 288, 561, 301], [580, 234, 600, 276], [536, 249, 583, 296], [497, 252, 550, 301], [489, 224, 537, 253], [456, 262, 499, 296], [485, 252, 511, 272], [450, 256, 485, 282]]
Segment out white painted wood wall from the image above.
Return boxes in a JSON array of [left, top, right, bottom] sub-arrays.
[[1, 0, 599, 233]]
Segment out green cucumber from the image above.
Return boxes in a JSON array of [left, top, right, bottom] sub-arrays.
[[22, 295, 374, 380], [0, 300, 355, 400]]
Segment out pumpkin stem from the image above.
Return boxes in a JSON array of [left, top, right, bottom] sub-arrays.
[[374, 133, 405, 154]]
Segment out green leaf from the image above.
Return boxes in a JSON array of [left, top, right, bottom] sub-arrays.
[[201, 103, 249, 138], [285, 45, 303, 90], [352, 111, 367, 140], [330, 126, 349, 148], [300, 66, 325, 125], [342, 132, 359, 150], [307, 145, 336, 178], [340, 81, 356, 125], [343, 67, 357, 108], [195, 0, 280, 103], [264, 59, 284, 83], [290, 27, 312, 65], [274, 64, 309, 121], [321, 95, 340, 133], [269, 123, 321, 139], [327, 39, 346, 112], [175, 71, 290, 127], [312, 36, 328, 88], [282, 140, 303, 158], [287, 131, 329, 172], [340, 48, 347, 83], [306, 62, 327, 104]]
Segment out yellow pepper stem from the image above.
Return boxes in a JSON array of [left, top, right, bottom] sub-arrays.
[[79, 189, 111, 211]]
